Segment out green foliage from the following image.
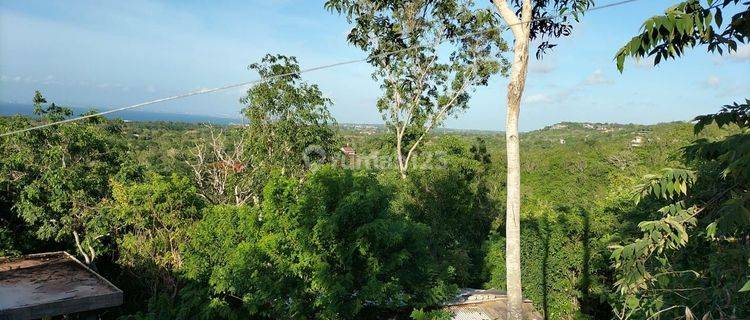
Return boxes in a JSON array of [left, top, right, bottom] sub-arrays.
[[241, 54, 338, 178], [4, 89, 741, 319], [410, 308, 452, 320], [613, 3, 750, 315], [481, 122, 699, 319], [693, 99, 750, 133], [1, 91, 127, 263], [633, 168, 695, 203], [615, 0, 749, 71], [108, 172, 205, 295], [486, 207, 617, 320], [181, 167, 459, 319], [325, 0, 508, 176], [610, 110, 750, 319]]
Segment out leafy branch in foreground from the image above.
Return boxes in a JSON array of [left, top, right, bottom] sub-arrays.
[[615, 0, 749, 71], [610, 108, 750, 319]]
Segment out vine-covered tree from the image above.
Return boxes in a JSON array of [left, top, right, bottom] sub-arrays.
[[325, 0, 509, 178]]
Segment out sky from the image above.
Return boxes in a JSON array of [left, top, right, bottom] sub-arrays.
[[0, 0, 748, 131]]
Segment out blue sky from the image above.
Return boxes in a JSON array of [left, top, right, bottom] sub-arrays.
[[0, 0, 748, 131]]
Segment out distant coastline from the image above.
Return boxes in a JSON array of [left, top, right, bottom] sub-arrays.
[[0, 102, 244, 125]]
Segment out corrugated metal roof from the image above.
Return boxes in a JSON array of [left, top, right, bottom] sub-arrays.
[[441, 289, 542, 320]]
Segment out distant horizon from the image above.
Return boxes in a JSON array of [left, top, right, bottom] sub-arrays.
[[1, 101, 695, 134], [1, 1, 747, 132]]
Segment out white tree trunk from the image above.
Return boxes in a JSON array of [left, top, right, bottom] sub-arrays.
[[492, 0, 531, 319]]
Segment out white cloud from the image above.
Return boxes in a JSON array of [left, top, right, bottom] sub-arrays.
[[632, 58, 653, 69], [728, 44, 750, 61], [528, 60, 557, 74], [583, 69, 613, 85], [706, 75, 720, 87], [524, 93, 553, 104]]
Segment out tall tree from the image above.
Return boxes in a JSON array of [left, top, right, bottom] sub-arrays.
[[5, 91, 127, 264], [489, 0, 592, 318], [325, 0, 508, 178], [238, 54, 339, 195]]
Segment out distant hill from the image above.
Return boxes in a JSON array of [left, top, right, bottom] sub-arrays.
[[0, 102, 244, 125]]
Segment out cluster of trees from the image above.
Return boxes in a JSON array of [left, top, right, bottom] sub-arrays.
[[0, 0, 748, 319], [0, 60, 496, 319]]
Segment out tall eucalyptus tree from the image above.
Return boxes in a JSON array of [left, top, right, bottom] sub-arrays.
[[489, 0, 593, 318]]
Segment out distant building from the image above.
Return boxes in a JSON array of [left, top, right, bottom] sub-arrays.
[[211, 160, 246, 173], [630, 136, 644, 147], [340, 145, 357, 165], [440, 289, 542, 320], [340, 145, 356, 156]]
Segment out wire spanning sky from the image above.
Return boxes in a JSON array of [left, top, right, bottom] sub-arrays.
[[1, 0, 748, 131]]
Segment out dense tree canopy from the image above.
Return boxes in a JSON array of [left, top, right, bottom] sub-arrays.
[[0, 2, 745, 317], [1, 92, 127, 264]]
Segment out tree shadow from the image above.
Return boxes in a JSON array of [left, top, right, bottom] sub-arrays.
[[579, 208, 594, 317], [540, 210, 550, 319], [540, 206, 609, 319]]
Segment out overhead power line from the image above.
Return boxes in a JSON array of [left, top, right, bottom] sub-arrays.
[[0, 0, 640, 138]]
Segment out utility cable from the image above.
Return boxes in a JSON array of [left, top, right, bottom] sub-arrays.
[[0, 0, 641, 138]]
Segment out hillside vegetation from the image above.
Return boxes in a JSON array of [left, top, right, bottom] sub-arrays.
[[3, 98, 744, 319]]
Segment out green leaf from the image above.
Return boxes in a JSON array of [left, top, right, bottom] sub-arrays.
[[626, 295, 640, 309], [715, 9, 722, 28], [616, 52, 626, 72], [740, 279, 750, 292], [706, 221, 717, 238]]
